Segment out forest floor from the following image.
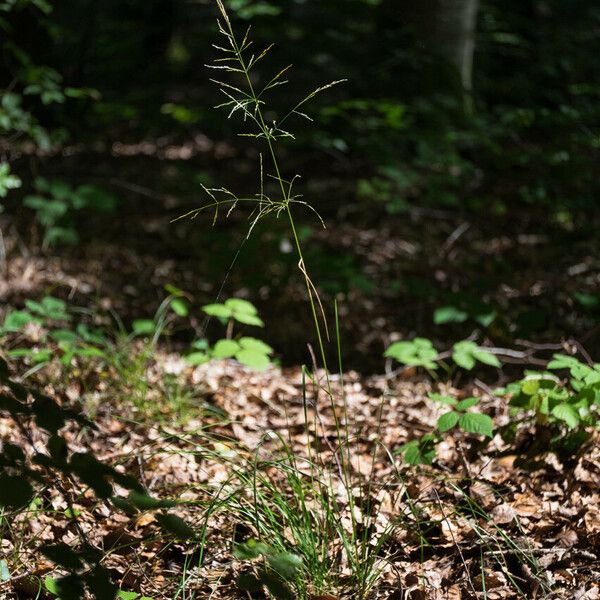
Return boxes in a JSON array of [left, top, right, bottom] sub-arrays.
[[1, 351, 599, 599], [1, 150, 600, 599]]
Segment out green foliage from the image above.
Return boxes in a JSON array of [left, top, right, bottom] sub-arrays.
[[202, 298, 264, 327], [234, 539, 302, 600], [1, 296, 107, 369], [0, 357, 194, 599], [398, 393, 494, 466], [186, 299, 274, 370], [0, 162, 21, 200], [434, 300, 497, 328], [499, 354, 600, 445], [384, 337, 438, 369], [452, 340, 500, 370], [385, 337, 500, 372], [432, 394, 494, 437], [23, 177, 117, 248], [397, 433, 439, 466]]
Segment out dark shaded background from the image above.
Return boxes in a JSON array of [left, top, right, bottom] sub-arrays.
[[2, 0, 599, 370]]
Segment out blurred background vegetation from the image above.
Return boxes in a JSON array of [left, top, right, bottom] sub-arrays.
[[1, 0, 599, 370]]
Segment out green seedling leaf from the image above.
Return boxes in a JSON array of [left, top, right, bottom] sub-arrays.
[[428, 392, 457, 406], [452, 347, 476, 369], [472, 348, 501, 367], [212, 339, 240, 358], [437, 411, 459, 432], [202, 303, 233, 319], [384, 338, 438, 369], [170, 298, 189, 317], [452, 341, 500, 370], [1, 310, 40, 332], [455, 397, 480, 411], [51, 329, 78, 342], [132, 320, 155, 335], [551, 403, 580, 428], [8, 348, 52, 363], [117, 591, 139, 600], [225, 298, 257, 315], [458, 412, 494, 437], [191, 339, 209, 350], [233, 312, 264, 327], [521, 378, 541, 395], [45, 575, 60, 596], [238, 337, 273, 354], [186, 351, 210, 365], [235, 348, 271, 370], [26, 297, 70, 321], [434, 305, 468, 324]]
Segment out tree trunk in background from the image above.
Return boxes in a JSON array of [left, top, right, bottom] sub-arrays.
[[399, 0, 480, 111]]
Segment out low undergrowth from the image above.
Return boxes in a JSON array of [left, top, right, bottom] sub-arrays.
[[1, 2, 599, 599]]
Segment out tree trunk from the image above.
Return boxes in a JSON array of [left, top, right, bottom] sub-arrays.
[[399, 0, 480, 111], [431, 0, 479, 106]]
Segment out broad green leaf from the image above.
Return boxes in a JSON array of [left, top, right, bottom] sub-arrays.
[[547, 354, 580, 370], [51, 329, 78, 343], [452, 341, 500, 370], [170, 298, 189, 317], [132, 319, 155, 335], [2, 310, 40, 332], [551, 403, 580, 428], [239, 337, 273, 354], [428, 392, 457, 405], [225, 298, 257, 315], [384, 338, 438, 369], [118, 591, 139, 600], [45, 575, 60, 596], [452, 349, 475, 370], [236, 348, 271, 370], [233, 312, 264, 327], [212, 339, 240, 359], [455, 397, 479, 411], [458, 412, 494, 437], [472, 348, 501, 367], [434, 305, 468, 324], [521, 379, 540, 395], [202, 303, 232, 319], [437, 410, 459, 432], [185, 352, 210, 365]]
